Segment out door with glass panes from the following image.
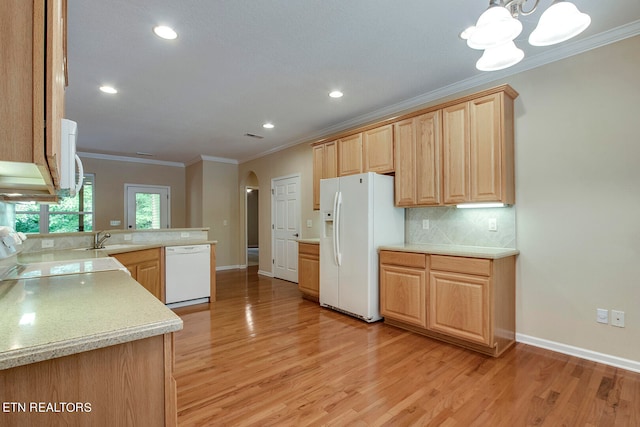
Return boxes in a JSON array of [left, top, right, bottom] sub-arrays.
[[125, 184, 170, 229]]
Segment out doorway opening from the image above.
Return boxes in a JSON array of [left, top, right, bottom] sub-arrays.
[[245, 172, 259, 268]]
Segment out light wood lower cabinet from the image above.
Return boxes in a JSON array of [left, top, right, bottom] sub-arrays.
[[380, 251, 427, 328], [0, 334, 177, 427], [298, 243, 319, 301], [112, 248, 164, 302], [380, 250, 516, 357]]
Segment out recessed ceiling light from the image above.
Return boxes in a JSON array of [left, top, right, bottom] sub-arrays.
[[99, 86, 118, 94], [329, 90, 344, 98], [263, 123, 274, 129], [153, 25, 178, 40]]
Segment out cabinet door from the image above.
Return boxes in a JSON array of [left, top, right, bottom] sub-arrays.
[[298, 248, 319, 298], [136, 259, 162, 301], [428, 270, 491, 346], [393, 118, 417, 206], [470, 93, 502, 202], [45, 0, 66, 185], [363, 124, 394, 173], [379, 251, 428, 328], [324, 141, 337, 179], [415, 111, 441, 205], [380, 264, 427, 328], [442, 102, 469, 204], [337, 133, 363, 176], [312, 145, 324, 210]]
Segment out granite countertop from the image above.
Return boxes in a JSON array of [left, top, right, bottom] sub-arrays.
[[297, 238, 320, 244], [0, 269, 183, 370], [378, 243, 519, 259]]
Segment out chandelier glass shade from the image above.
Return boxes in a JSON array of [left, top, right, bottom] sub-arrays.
[[463, 0, 591, 71], [529, 1, 591, 46]]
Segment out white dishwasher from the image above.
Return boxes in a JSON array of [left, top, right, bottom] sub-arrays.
[[165, 244, 211, 307]]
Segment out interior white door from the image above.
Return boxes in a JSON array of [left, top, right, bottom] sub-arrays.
[[272, 175, 300, 282], [125, 184, 170, 230]]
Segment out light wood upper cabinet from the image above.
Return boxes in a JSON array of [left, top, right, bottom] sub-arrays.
[[363, 124, 394, 174], [0, 0, 66, 200], [442, 102, 470, 204], [470, 93, 515, 203], [312, 141, 337, 210], [394, 111, 441, 207], [443, 90, 516, 205], [45, 0, 67, 185], [338, 133, 363, 176], [311, 85, 517, 208]]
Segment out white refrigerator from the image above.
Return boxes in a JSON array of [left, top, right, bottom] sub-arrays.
[[319, 172, 404, 322]]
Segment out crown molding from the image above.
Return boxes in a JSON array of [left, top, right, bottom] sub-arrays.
[[77, 152, 185, 167], [241, 20, 640, 159]]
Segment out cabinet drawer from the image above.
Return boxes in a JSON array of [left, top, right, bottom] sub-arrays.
[[430, 255, 491, 276], [380, 251, 427, 269], [112, 248, 161, 265], [298, 243, 319, 256]]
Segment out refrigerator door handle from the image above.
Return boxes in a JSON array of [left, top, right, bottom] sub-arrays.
[[335, 191, 343, 266], [332, 191, 339, 265]]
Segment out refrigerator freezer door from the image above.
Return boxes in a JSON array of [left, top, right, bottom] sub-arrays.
[[319, 177, 339, 308], [334, 173, 379, 320]]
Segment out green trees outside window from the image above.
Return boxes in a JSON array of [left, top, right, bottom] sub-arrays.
[[15, 175, 95, 234]]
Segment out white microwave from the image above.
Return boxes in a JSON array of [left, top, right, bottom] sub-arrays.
[[60, 119, 84, 197]]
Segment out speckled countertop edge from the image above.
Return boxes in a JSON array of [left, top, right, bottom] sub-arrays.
[[378, 243, 519, 259], [0, 318, 182, 371]]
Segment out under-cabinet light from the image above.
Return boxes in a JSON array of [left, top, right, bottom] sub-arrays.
[[456, 202, 507, 209]]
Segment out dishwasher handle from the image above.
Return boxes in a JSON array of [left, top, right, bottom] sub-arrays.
[[166, 245, 210, 255]]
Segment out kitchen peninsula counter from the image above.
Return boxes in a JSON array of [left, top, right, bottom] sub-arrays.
[[0, 268, 182, 425], [0, 269, 182, 370]]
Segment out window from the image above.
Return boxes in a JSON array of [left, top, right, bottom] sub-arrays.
[[14, 174, 95, 234]]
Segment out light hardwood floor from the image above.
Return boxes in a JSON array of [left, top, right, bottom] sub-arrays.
[[173, 267, 640, 426]]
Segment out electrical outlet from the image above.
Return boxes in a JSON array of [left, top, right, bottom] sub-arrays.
[[223, 220, 228, 226], [306, 219, 312, 228], [488, 218, 497, 231], [422, 219, 430, 230], [41, 239, 54, 248], [596, 308, 608, 324], [611, 310, 625, 327], [123, 234, 132, 241], [181, 232, 190, 238]]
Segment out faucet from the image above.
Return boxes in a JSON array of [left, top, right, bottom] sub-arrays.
[[94, 231, 111, 249]]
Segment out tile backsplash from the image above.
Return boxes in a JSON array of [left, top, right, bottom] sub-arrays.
[[406, 206, 516, 248]]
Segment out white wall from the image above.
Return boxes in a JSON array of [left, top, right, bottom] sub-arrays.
[[505, 36, 640, 362]]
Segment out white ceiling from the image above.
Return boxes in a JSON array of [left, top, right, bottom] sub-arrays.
[[66, 1, 640, 164]]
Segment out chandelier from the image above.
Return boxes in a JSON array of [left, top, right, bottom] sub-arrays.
[[461, 0, 591, 71]]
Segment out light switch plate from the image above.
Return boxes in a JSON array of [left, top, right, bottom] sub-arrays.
[[123, 234, 132, 241], [41, 239, 54, 248], [110, 220, 121, 226], [596, 308, 608, 324], [306, 219, 312, 228]]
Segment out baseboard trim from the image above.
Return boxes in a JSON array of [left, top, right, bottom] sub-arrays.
[[216, 265, 243, 271], [516, 333, 640, 373], [258, 270, 273, 277]]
